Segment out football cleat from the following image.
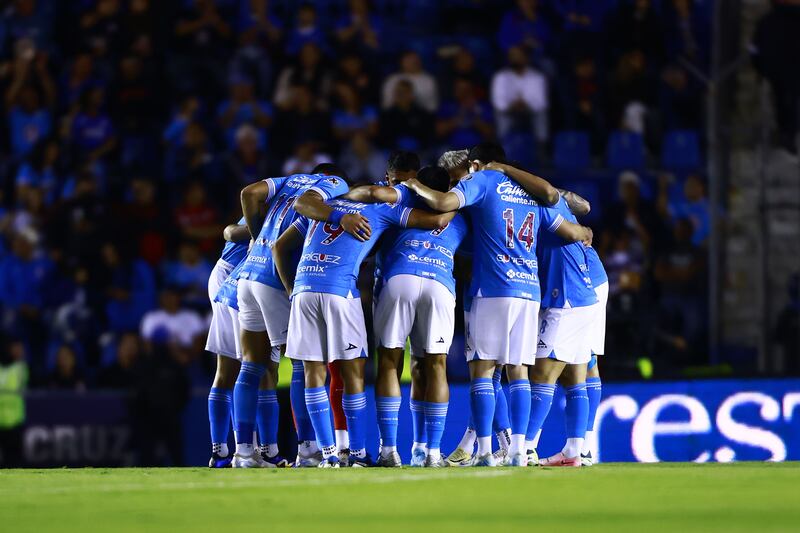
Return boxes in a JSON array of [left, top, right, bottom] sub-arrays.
[[581, 451, 594, 466], [338, 448, 351, 467], [424, 455, 449, 468], [539, 452, 581, 467], [508, 452, 528, 467], [471, 453, 498, 467], [232, 452, 264, 468], [376, 451, 402, 468], [349, 453, 375, 468], [294, 450, 323, 468], [318, 456, 341, 468], [526, 449, 539, 466], [208, 452, 232, 468], [445, 448, 473, 467], [410, 447, 427, 467], [260, 452, 290, 468], [493, 448, 509, 466]]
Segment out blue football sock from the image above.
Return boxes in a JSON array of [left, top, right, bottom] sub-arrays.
[[508, 379, 531, 436], [290, 361, 315, 442], [208, 387, 232, 448], [526, 383, 556, 442], [376, 396, 402, 449], [586, 377, 602, 431], [409, 399, 427, 445], [470, 378, 495, 439], [233, 361, 266, 445], [492, 369, 510, 433], [564, 382, 589, 438], [305, 386, 336, 457], [256, 390, 279, 449], [424, 401, 448, 451], [342, 392, 368, 454]]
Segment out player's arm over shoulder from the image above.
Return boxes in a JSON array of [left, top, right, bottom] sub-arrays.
[[405, 208, 456, 230], [554, 218, 593, 246], [343, 184, 402, 204], [404, 178, 461, 212]]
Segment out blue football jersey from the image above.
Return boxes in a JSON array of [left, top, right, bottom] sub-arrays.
[[292, 200, 412, 298], [536, 197, 596, 308], [452, 169, 563, 301], [584, 245, 608, 287], [238, 174, 349, 288], [214, 259, 246, 311], [219, 216, 248, 266], [380, 213, 468, 296]]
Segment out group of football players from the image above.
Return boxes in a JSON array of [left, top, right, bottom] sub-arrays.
[[204, 141, 607, 469]]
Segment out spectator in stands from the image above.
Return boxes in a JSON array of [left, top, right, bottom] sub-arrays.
[[282, 139, 330, 175], [440, 47, 487, 102], [79, 0, 123, 59], [163, 241, 212, 307], [560, 54, 606, 153], [140, 287, 206, 349], [653, 217, 707, 365], [224, 124, 269, 189], [6, 75, 53, 158], [68, 87, 117, 169], [114, 177, 167, 265], [657, 173, 710, 247], [47, 344, 86, 391], [172, 121, 222, 188], [334, 53, 379, 105], [335, 0, 383, 54], [607, 0, 664, 64], [271, 85, 331, 158], [273, 42, 332, 111], [339, 131, 385, 184], [61, 53, 100, 110], [100, 241, 157, 333], [332, 82, 378, 143], [217, 74, 272, 148], [378, 79, 434, 151], [173, 181, 222, 254], [285, 3, 328, 56], [497, 0, 552, 62], [1, 0, 53, 54], [15, 138, 61, 206], [601, 171, 665, 258], [659, 63, 702, 130], [230, 0, 282, 97], [607, 49, 656, 133], [111, 55, 160, 168], [381, 50, 438, 113], [97, 333, 141, 389], [490, 45, 548, 142], [436, 78, 494, 149]]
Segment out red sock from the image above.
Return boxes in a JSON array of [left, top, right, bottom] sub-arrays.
[[328, 362, 347, 431]]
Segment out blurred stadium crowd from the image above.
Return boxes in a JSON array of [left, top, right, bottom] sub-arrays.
[[0, 0, 714, 391]]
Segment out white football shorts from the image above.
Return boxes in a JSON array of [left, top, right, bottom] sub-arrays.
[[465, 296, 540, 366], [589, 282, 608, 356], [374, 274, 456, 357], [535, 304, 595, 364], [206, 260, 239, 359], [286, 292, 368, 363], [237, 279, 290, 347]]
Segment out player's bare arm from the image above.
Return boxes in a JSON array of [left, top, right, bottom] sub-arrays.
[[404, 178, 461, 212], [405, 209, 457, 230], [240, 180, 271, 238], [223, 224, 251, 243], [272, 225, 305, 297], [555, 219, 593, 246], [558, 189, 591, 216], [343, 185, 400, 204], [483, 162, 559, 206], [295, 190, 372, 242]]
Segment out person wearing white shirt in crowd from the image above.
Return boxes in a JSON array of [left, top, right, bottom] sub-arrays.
[[140, 288, 206, 348], [490, 45, 548, 143], [381, 51, 439, 113]]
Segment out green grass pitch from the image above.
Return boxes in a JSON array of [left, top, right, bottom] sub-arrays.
[[1, 463, 798, 532]]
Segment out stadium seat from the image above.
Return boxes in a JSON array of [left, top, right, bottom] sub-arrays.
[[502, 132, 537, 171], [606, 130, 645, 170], [661, 130, 701, 171], [553, 131, 591, 171]]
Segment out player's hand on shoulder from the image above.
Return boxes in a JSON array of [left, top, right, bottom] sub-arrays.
[[581, 226, 593, 247], [404, 177, 421, 192], [341, 213, 372, 242], [483, 161, 506, 173]]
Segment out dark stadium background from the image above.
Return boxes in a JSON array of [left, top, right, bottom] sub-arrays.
[[0, 0, 797, 467]]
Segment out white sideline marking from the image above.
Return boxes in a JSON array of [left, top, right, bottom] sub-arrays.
[[1, 469, 513, 496]]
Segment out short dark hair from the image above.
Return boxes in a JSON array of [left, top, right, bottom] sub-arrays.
[[417, 166, 450, 193], [312, 163, 350, 183], [387, 150, 420, 173], [468, 142, 506, 164]]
